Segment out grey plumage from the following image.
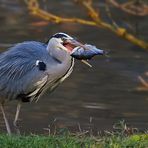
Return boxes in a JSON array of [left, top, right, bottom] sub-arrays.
[[0, 32, 91, 135], [0, 41, 74, 103]]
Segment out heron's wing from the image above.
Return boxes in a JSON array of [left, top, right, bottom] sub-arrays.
[[0, 41, 50, 101]]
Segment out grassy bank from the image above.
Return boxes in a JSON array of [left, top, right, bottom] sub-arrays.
[[0, 121, 148, 148], [0, 134, 148, 148]]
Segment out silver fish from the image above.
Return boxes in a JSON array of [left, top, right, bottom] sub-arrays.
[[71, 44, 105, 60]]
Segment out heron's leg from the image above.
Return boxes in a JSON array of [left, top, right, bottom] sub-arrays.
[[0, 103, 11, 135], [13, 101, 21, 135]]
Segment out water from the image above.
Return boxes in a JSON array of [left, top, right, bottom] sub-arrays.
[[0, 0, 148, 134]]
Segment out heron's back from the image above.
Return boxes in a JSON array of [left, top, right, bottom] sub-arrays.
[[0, 41, 74, 103]]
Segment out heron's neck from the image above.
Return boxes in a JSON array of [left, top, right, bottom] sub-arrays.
[[47, 44, 71, 63]]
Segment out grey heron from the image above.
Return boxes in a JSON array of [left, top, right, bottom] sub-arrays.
[[0, 32, 104, 135]]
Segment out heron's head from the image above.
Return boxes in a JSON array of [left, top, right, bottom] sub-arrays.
[[47, 32, 106, 63], [47, 32, 85, 55]]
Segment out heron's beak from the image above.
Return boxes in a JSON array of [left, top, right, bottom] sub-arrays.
[[63, 39, 85, 53]]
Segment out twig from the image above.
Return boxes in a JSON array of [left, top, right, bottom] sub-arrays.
[[77, 122, 82, 133], [108, 0, 148, 16], [138, 76, 148, 88], [77, 0, 148, 50], [25, 0, 148, 50], [105, 0, 119, 29]]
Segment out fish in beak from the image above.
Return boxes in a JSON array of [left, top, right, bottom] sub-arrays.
[[62, 38, 107, 67], [71, 44, 105, 60], [63, 38, 105, 60], [63, 39, 105, 60]]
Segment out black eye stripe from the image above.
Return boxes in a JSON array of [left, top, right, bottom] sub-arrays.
[[52, 33, 68, 38]]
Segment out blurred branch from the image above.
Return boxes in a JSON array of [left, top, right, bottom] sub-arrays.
[[105, 0, 119, 28], [24, 0, 97, 26], [137, 73, 148, 91], [76, 0, 148, 50], [25, 0, 148, 50], [108, 0, 148, 16]]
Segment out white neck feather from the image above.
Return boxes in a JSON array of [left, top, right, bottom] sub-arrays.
[[47, 38, 71, 63]]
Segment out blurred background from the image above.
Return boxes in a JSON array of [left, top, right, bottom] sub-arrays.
[[0, 0, 148, 134]]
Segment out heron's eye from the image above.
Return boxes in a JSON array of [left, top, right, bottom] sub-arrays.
[[61, 37, 67, 42]]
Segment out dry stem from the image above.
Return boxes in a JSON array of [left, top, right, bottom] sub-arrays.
[[25, 0, 148, 50], [108, 0, 148, 16]]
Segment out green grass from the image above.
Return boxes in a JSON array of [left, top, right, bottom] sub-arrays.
[[101, 134, 148, 148], [0, 121, 148, 148], [0, 134, 148, 148], [0, 134, 94, 148]]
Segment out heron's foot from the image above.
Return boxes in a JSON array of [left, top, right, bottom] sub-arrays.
[[13, 102, 21, 135], [13, 120, 21, 135], [0, 104, 12, 136]]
